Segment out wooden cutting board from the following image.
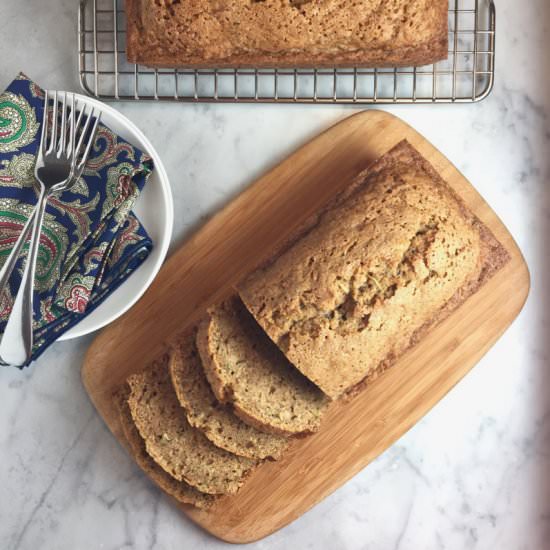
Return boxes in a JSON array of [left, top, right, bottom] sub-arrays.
[[81, 111, 529, 543]]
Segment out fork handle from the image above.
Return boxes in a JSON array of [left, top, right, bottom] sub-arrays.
[[0, 188, 47, 367]]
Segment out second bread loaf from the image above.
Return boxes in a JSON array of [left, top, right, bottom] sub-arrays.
[[126, 0, 449, 68]]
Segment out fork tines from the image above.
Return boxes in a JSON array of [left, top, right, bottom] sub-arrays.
[[42, 90, 101, 173]]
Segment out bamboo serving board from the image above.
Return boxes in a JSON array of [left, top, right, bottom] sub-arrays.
[[82, 111, 529, 544]]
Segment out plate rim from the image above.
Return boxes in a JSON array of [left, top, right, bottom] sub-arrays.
[[57, 93, 173, 340]]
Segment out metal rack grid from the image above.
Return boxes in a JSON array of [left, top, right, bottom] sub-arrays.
[[78, 0, 496, 104]]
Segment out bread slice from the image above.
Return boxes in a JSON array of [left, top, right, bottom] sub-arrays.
[[196, 296, 329, 436], [127, 354, 257, 495], [169, 329, 289, 460], [113, 387, 216, 509]]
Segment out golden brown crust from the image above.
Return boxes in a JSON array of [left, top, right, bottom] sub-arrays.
[[238, 140, 511, 399], [125, 1, 448, 69], [127, 40, 448, 70], [230, 403, 307, 437], [345, 229, 509, 400], [196, 315, 230, 403], [124, 0, 141, 65]]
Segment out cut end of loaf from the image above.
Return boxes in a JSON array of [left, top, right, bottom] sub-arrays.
[[197, 296, 329, 436]]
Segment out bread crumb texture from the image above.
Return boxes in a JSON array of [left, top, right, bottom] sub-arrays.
[[127, 354, 257, 495], [170, 328, 289, 460], [114, 387, 217, 508], [197, 296, 329, 435]]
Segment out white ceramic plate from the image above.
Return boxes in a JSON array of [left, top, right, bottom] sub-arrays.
[[58, 94, 173, 340]]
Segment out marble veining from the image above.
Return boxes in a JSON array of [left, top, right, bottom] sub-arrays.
[[0, 0, 549, 548]]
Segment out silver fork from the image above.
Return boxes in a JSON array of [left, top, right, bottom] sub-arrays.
[[0, 91, 100, 367]]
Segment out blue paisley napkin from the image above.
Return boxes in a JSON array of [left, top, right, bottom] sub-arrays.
[[0, 74, 153, 364]]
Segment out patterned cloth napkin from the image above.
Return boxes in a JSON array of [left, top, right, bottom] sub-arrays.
[[0, 74, 154, 364]]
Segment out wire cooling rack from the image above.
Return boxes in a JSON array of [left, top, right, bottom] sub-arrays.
[[78, 0, 496, 104]]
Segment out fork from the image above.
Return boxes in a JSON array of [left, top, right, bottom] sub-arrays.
[[0, 91, 100, 367]]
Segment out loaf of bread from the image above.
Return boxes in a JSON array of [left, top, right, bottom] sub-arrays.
[[196, 296, 329, 435], [126, 354, 257, 495], [238, 141, 510, 399], [126, 0, 449, 68], [169, 328, 289, 460]]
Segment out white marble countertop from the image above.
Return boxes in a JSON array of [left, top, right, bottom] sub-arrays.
[[1, 1, 548, 549]]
